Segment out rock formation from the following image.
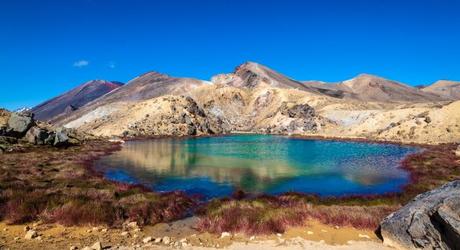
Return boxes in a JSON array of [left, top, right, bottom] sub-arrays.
[[378, 180, 460, 249], [0, 110, 82, 153]]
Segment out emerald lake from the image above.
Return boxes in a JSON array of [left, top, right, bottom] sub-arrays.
[[95, 135, 419, 199]]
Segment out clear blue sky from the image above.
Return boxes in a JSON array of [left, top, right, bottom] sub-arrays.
[[1, 0, 459, 110]]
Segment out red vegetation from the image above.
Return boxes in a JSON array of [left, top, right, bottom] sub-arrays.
[[0, 141, 195, 227]]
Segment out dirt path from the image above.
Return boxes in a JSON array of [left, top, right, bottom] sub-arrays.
[[0, 218, 391, 250]]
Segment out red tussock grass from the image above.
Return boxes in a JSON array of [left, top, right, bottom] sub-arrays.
[[0, 140, 196, 227], [196, 193, 399, 235]]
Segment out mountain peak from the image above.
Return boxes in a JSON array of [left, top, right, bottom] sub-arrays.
[[31, 79, 123, 121]]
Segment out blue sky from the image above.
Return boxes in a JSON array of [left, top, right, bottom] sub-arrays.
[[1, 0, 459, 110]]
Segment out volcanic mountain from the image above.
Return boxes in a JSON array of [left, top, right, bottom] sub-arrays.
[[31, 80, 123, 121], [342, 74, 446, 102], [303, 74, 446, 103], [53, 71, 207, 126], [212, 62, 346, 98], [421, 80, 460, 100]]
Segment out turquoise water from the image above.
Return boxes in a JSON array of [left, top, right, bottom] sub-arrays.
[[95, 135, 419, 199]]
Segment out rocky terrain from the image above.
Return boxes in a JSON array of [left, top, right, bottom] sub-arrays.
[[27, 62, 458, 144], [379, 180, 460, 249], [0, 109, 84, 153]]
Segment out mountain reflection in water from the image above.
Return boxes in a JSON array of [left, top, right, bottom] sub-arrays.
[[95, 135, 419, 199]]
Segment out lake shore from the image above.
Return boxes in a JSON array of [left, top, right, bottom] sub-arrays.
[[0, 217, 391, 250], [0, 136, 458, 249]]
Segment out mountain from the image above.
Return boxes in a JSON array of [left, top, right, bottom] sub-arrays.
[[90, 71, 206, 104], [212, 62, 345, 98], [334, 74, 444, 102], [31, 80, 123, 121], [53, 71, 207, 125], [421, 80, 460, 100]]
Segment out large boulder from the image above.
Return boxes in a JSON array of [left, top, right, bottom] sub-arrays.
[[7, 112, 35, 137], [378, 180, 460, 249]]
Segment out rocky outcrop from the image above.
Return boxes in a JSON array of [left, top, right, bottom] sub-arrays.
[[0, 111, 82, 152], [280, 103, 315, 119], [378, 180, 460, 250]]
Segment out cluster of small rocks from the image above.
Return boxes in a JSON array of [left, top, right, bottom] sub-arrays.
[[0, 110, 79, 153]]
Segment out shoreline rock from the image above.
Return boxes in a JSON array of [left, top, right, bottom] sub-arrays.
[[378, 180, 460, 249]]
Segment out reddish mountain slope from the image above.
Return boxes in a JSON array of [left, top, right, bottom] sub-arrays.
[[31, 80, 123, 121]]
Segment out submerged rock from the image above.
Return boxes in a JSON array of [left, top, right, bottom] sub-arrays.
[[378, 180, 460, 249]]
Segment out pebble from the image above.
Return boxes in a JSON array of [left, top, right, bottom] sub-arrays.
[[121, 231, 129, 237], [24, 230, 38, 240], [162, 236, 171, 245], [220, 232, 231, 238], [142, 236, 153, 243], [276, 233, 282, 237], [127, 221, 138, 228], [91, 241, 103, 250], [14, 237, 20, 241], [101, 228, 108, 233], [358, 234, 371, 239], [321, 229, 328, 233], [3, 228, 7, 231], [307, 231, 314, 235], [249, 236, 255, 241], [70, 246, 78, 250], [24, 225, 30, 232], [154, 237, 162, 243]]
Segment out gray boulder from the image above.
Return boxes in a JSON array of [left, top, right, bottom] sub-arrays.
[[24, 126, 50, 145], [7, 112, 35, 137], [53, 127, 70, 147], [378, 180, 460, 250]]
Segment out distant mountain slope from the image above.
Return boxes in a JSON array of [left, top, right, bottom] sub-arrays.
[[54, 71, 207, 125], [31, 80, 123, 121], [93, 71, 205, 104], [212, 62, 345, 98], [340, 74, 446, 102], [421, 80, 460, 100], [304, 74, 445, 103]]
